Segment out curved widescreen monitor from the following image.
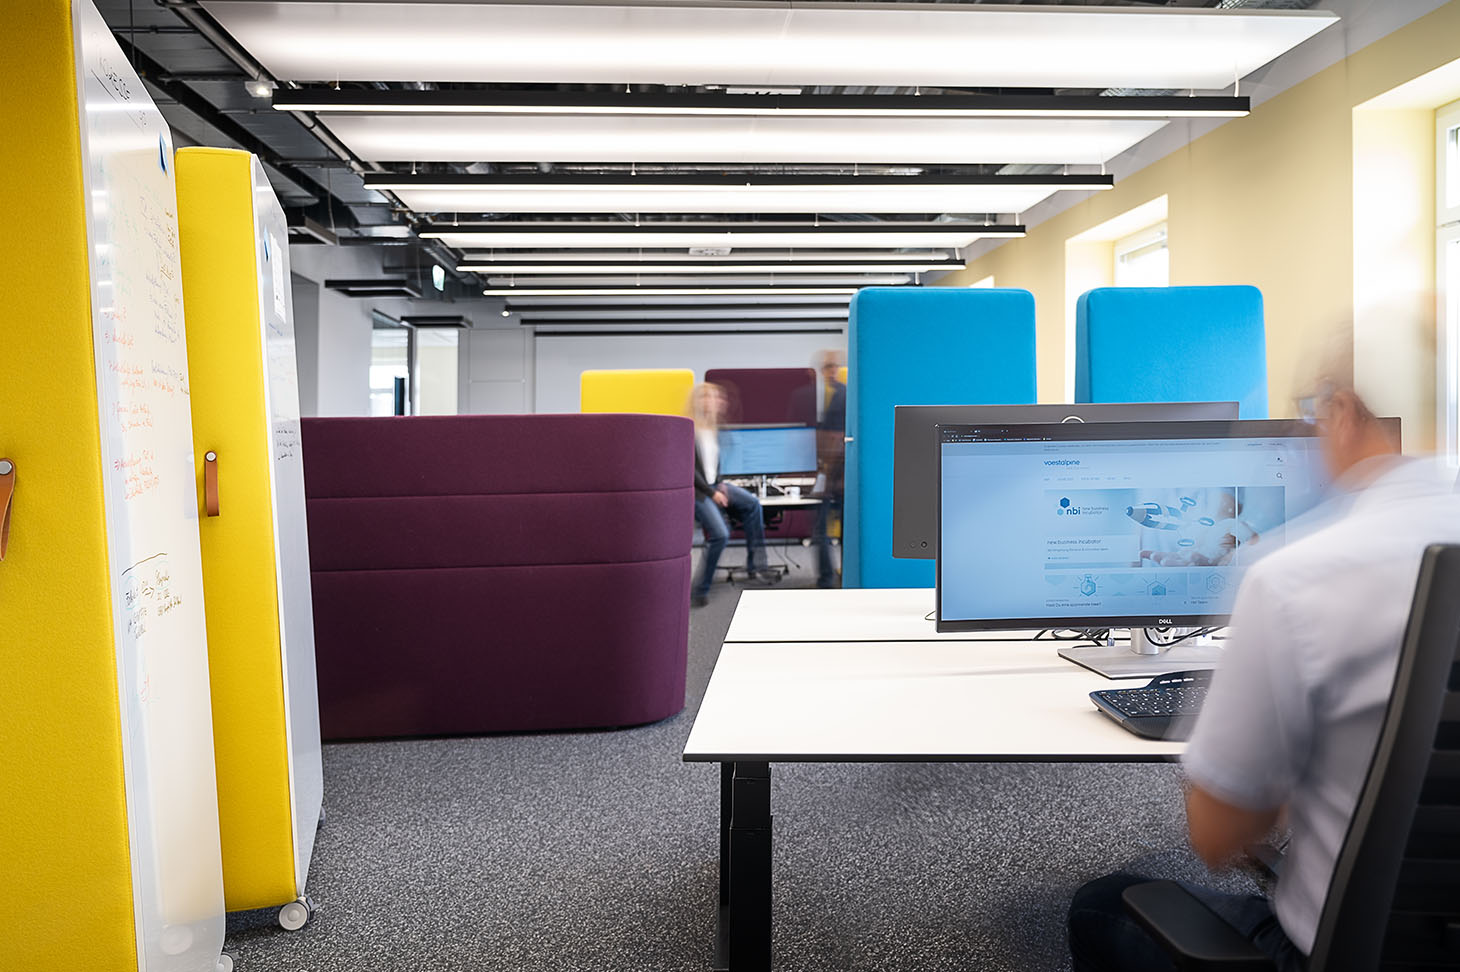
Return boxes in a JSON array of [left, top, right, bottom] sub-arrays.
[[893, 401, 1239, 559], [934, 419, 1331, 632]]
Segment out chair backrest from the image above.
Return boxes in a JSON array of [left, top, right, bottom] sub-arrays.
[[1309, 544, 1460, 970]]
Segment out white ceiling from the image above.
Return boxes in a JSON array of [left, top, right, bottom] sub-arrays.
[[204, 1, 1338, 90]]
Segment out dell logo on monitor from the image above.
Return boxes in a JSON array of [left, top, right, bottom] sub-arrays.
[[1157, 619, 1173, 625]]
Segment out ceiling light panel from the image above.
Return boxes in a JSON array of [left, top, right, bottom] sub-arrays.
[[384, 184, 1092, 215], [274, 90, 1251, 119], [204, 2, 1336, 90], [459, 263, 961, 274], [426, 224, 1018, 249], [460, 249, 957, 263], [481, 287, 861, 296], [321, 114, 1162, 165], [484, 274, 912, 287]]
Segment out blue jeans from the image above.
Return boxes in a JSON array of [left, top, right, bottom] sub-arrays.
[[693, 483, 767, 596], [1068, 873, 1306, 972]]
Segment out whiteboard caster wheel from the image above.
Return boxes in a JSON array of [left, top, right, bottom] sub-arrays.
[[216, 951, 237, 972], [278, 896, 315, 931]]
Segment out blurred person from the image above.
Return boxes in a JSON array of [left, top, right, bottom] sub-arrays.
[[690, 382, 778, 607], [812, 350, 847, 587], [1068, 357, 1460, 972]]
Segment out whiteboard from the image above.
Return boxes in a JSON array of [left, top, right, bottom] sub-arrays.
[[74, 0, 225, 967], [249, 156, 323, 891]]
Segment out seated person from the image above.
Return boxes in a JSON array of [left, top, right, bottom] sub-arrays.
[[1068, 366, 1460, 971], [690, 382, 778, 606]]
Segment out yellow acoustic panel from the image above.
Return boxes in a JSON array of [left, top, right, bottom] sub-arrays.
[[580, 368, 694, 416], [176, 148, 297, 911], [0, 1, 138, 969]]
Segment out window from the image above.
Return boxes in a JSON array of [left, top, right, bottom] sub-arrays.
[[969, 274, 995, 288], [1113, 222, 1169, 288], [1440, 100, 1460, 464], [369, 324, 410, 416]]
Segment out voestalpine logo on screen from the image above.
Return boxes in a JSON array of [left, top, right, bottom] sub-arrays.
[[1044, 459, 1081, 466]]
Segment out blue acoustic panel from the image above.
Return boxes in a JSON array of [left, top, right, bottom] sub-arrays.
[[845, 287, 1036, 589], [1075, 286, 1268, 418]]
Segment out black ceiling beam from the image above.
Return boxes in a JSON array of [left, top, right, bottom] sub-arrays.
[[368, 173, 1110, 190], [114, 35, 361, 230], [276, 89, 1249, 119], [425, 220, 1023, 236]]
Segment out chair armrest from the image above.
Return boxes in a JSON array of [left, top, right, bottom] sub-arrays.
[[1122, 881, 1277, 971]]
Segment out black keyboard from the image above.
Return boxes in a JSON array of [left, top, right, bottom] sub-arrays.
[[1090, 670, 1213, 740]]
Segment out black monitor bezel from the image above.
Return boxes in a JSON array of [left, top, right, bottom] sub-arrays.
[[933, 418, 1322, 633], [891, 401, 1240, 559]]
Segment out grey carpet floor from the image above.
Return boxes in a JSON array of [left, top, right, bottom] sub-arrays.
[[224, 544, 1259, 971]]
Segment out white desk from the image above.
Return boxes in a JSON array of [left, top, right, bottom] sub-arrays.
[[756, 494, 822, 509], [724, 587, 1044, 643], [684, 639, 1181, 763], [682, 631, 1181, 971]]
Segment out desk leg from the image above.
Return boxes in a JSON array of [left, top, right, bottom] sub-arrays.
[[721, 761, 772, 972]]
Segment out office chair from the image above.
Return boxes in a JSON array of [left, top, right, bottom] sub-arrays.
[[1122, 543, 1460, 970]]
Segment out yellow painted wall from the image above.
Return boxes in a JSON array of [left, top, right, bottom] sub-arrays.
[[0, 1, 139, 969], [943, 0, 1460, 448]]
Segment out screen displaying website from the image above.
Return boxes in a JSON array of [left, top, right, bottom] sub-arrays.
[[719, 427, 818, 476], [938, 433, 1330, 623]]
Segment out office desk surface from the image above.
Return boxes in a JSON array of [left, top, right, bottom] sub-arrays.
[[725, 587, 1047, 643], [683, 639, 1183, 763], [758, 494, 823, 508]]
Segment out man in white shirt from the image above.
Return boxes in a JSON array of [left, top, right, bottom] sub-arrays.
[[1068, 376, 1460, 971]]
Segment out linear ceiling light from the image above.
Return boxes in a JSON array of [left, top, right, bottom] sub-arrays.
[[482, 288, 862, 297], [484, 275, 911, 287], [458, 249, 957, 263], [320, 114, 1163, 165], [426, 222, 1021, 250], [204, 2, 1336, 90], [277, 90, 1250, 119], [366, 173, 1111, 216], [458, 262, 964, 274]]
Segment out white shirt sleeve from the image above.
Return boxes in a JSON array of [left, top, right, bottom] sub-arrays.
[[1183, 565, 1315, 811]]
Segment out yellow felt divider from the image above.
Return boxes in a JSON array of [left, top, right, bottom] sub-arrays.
[[0, 1, 139, 968], [580, 368, 695, 415], [176, 148, 298, 912]]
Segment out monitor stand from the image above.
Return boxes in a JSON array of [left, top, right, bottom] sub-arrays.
[[1058, 628, 1223, 680]]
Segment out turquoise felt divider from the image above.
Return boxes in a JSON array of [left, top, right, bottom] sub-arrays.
[[845, 287, 1037, 589], [1075, 286, 1268, 417]]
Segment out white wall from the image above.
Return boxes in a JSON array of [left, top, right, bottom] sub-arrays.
[[288, 244, 375, 416], [532, 330, 844, 413]]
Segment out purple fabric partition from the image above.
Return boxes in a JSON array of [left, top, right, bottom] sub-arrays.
[[301, 413, 694, 740], [704, 367, 817, 426]]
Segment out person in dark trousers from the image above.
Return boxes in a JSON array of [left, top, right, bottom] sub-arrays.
[[690, 382, 778, 607], [812, 351, 846, 587]]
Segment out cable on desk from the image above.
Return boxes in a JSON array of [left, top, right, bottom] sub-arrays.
[[1140, 626, 1224, 647]]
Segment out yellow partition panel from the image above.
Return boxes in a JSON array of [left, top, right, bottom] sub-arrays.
[[177, 147, 323, 915], [3, 2, 225, 969], [580, 368, 695, 415], [0, 5, 135, 968]]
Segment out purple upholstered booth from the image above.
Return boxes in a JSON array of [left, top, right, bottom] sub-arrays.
[[301, 413, 694, 740], [704, 367, 817, 426]]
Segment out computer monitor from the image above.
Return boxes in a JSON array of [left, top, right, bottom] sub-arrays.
[[719, 426, 819, 477], [935, 419, 1336, 676], [893, 402, 1240, 559]]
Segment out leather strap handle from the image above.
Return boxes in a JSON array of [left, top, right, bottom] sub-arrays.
[[203, 451, 219, 517], [0, 458, 14, 561]]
